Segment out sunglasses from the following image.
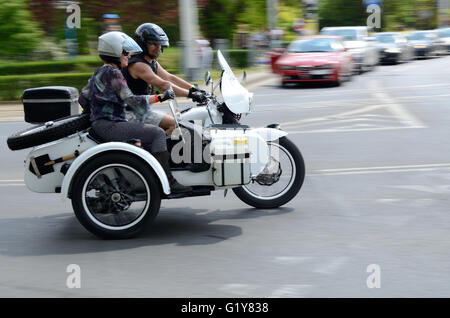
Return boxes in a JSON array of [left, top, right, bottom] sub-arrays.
[[122, 50, 130, 56]]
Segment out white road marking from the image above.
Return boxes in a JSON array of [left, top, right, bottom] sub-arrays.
[[280, 104, 386, 128], [277, 78, 426, 133], [0, 179, 25, 186], [390, 184, 450, 194], [270, 284, 312, 298], [377, 198, 403, 203], [313, 257, 349, 275], [310, 163, 450, 176], [369, 80, 425, 128], [273, 256, 313, 265], [286, 125, 423, 134], [219, 284, 260, 296]]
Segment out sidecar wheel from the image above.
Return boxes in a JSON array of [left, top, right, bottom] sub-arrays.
[[233, 137, 305, 209], [71, 153, 161, 239], [7, 114, 91, 151]]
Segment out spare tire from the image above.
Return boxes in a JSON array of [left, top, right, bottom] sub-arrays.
[[7, 113, 91, 151]]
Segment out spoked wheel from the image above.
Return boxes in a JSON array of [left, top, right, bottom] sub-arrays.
[[233, 137, 305, 209], [71, 153, 161, 239]]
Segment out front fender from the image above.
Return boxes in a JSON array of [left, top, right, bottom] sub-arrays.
[[60, 142, 170, 200], [252, 127, 288, 142]]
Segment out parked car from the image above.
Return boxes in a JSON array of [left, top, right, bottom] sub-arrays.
[[270, 35, 353, 86], [375, 32, 414, 64], [437, 28, 450, 54], [407, 30, 445, 58], [320, 26, 379, 73]]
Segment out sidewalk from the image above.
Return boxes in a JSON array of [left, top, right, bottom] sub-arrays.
[[0, 67, 276, 122]]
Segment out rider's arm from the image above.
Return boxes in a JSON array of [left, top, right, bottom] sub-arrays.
[[109, 68, 156, 118], [156, 62, 194, 91], [129, 62, 190, 98], [78, 81, 94, 113]]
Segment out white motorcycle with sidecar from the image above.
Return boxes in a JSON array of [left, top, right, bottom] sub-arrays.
[[7, 51, 305, 239]]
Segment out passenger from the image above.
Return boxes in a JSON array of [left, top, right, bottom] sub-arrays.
[[78, 31, 192, 194], [122, 23, 208, 136]]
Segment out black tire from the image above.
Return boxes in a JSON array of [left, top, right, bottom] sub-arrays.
[[7, 113, 91, 151], [71, 153, 161, 239], [233, 137, 305, 209]]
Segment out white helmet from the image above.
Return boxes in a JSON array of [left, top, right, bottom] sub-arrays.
[[98, 31, 142, 58]]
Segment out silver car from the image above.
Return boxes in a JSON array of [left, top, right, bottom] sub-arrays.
[[375, 32, 414, 64], [320, 26, 379, 73], [437, 28, 450, 54], [407, 30, 445, 58]]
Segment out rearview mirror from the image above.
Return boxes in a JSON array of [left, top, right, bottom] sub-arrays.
[[205, 71, 211, 86]]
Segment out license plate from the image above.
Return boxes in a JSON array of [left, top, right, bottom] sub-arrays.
[[309, 69, 332, 75]]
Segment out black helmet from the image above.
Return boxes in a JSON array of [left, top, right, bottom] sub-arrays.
[[134, 23, 169, 57]]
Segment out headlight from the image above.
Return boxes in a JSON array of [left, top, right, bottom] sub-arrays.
[[349, 48, 364, 54], [279, 65, 297, 70], [385, 48, 401, 53]]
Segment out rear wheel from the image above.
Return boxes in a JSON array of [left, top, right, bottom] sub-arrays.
[[71, 153, 161, 239], [233, 137, 305, 209]]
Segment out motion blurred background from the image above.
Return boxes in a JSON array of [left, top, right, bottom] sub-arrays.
[[0, 0, 448, 100]]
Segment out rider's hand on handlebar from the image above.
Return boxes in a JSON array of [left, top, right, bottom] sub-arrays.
[[189, 86, 207, 95], [188, 89, 207, 105], [158, 89, 175, 103]]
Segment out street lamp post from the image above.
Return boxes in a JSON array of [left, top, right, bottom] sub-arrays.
[[267, 0, 278, 48], [179, 0, 199, 81]]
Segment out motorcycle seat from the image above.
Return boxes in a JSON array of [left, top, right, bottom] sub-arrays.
[[87, 128, 105, 144]]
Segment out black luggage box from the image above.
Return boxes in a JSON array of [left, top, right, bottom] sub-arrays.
[[22, 86, 79, 124]]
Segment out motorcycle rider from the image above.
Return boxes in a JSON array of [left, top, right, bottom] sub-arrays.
[[78, 31, 192, 194], [122, 23, 207, 135]]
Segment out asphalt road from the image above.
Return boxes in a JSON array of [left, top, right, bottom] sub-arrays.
[[0, 55, 450, 297]]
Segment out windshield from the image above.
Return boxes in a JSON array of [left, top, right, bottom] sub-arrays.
[[376, 34, 396, 43], [408, 32, 431, 40], [439, 28, 450, 37], [217, 50, 253, 114], [287, 38, 342, 53], [321, 29, 358, 41]]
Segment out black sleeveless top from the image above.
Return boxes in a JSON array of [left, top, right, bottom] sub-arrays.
[[122, 54, 158, 95]]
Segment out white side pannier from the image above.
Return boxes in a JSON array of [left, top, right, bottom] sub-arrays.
[[209, 129, 251, 187]]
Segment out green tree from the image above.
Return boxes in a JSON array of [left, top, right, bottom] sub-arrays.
[[278, 3, 302, 43], [383, 0, 438, 31], [318, 0, 367, 29], [200, 0, 237, 41], [0, 0, 43, 58]]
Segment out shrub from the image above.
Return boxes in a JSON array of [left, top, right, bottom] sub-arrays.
[[0, 73, 92, 100]]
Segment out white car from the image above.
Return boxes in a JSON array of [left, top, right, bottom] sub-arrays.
[[438, 28, 450, 54], [320, 26, 379, 73]]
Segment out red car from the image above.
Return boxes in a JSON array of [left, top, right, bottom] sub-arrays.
[[270, 36, 353, 86]]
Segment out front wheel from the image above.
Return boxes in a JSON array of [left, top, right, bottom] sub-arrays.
[[233, 137, 305, 209], [71, 153, 161, 239]]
